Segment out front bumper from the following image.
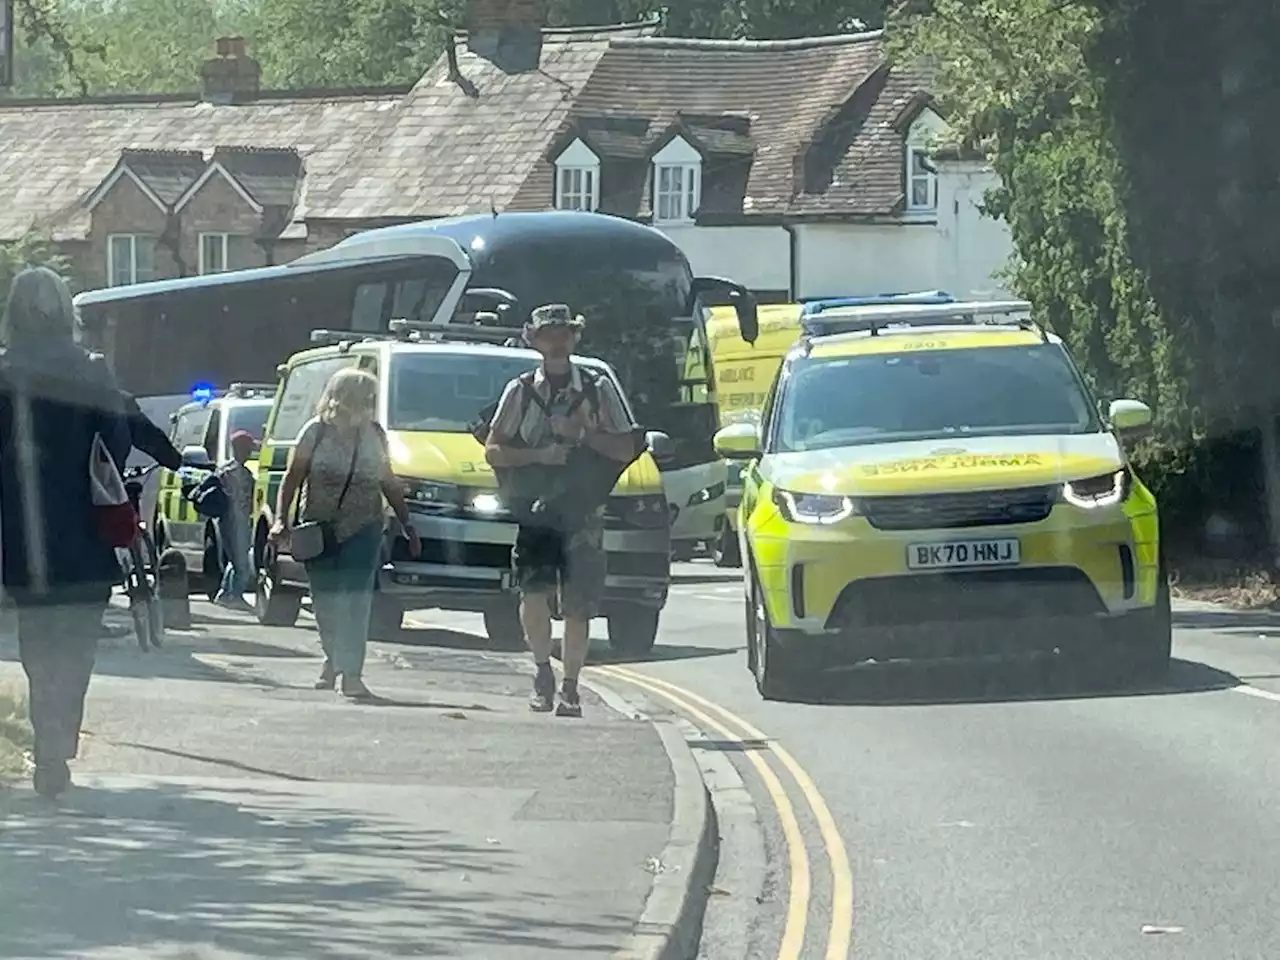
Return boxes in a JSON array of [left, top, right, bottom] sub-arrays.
[[753, 500, 1158, 637], [377, 510, 670, 611]]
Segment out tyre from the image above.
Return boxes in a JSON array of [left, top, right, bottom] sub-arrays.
[[484, 602, 526, 652], [607, 606, 660, 656], [713, 527, 741, 568], [255, 546, 303, 627], [1123, 561, 1173, 681], [201, 528, 222, 600], [368, 596, 403, 642], [748, 572, 801, 700]]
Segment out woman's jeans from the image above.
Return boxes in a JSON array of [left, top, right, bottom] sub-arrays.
[[16, 596, 107, 766], [305, 522, 383, 679], [216, 512, 252, 601]]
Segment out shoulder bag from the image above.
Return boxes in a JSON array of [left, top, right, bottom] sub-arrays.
[[290, 424, 361, 563]]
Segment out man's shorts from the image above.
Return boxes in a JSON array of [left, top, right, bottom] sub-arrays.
[[511, 508, 606, 620]]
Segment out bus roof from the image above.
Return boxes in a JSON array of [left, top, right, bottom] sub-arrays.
[[73, 232, 472, 309], [331, 211, 683, 261]]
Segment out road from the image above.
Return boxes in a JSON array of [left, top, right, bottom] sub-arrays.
[[394, 564, 1280, 960]]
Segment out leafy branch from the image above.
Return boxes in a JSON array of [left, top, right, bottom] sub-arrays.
[[13, 0, 105, 96]]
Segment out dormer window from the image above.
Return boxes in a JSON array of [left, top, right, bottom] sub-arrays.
[[651, 136, 702, 224], [907, 148, 937, 211], [553, 138, 600, 212]]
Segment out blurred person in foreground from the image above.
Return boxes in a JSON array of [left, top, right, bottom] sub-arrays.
[[270, 368, 419, 701], [0, 267, 130, 799]]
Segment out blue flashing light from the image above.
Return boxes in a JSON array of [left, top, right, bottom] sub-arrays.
[[191, 383, 216, 403], [800, 291, 955, 317]]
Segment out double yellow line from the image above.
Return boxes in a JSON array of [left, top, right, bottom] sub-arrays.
[[592, 664, 854, 960]]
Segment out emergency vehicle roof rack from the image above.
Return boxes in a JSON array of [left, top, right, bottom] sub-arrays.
[[801, 299, 1038, 339], [227, 382, 277, 397], [389, 317, 527, 345], [800, 291, 956, 316]]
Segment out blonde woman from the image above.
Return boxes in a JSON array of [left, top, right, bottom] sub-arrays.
[[270, 368, 419, 700]]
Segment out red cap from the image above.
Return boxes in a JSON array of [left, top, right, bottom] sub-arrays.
[[229, 430, 256, 445]]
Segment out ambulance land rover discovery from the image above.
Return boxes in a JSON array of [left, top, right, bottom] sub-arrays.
[[715, 301, 1170, 699], [252, 330, 674, 654]]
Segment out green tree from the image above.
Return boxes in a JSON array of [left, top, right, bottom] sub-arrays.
[[892, 0, 1191, 445], [0, 232, 74, 332]]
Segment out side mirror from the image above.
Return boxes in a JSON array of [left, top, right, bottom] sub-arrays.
[[181, 445, 215, 470], [692, 276, 759, 345], [713, 422, 762, 460], [645, 430, 676, 463], [1109, 399, 1153, 438]]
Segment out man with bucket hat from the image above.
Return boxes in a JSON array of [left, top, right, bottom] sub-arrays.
[[484, 304, 644, 716]]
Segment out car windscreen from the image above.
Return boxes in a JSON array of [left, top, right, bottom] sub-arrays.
[[389, 352, 628, 433], [226, 403, 271, 441], [776, 343, 1099, 452]]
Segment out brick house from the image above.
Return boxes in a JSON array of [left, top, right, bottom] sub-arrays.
[[0, 3, 1012, 301]]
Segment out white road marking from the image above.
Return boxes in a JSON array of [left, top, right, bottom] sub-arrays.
[[1230, 684, 1280, 704]]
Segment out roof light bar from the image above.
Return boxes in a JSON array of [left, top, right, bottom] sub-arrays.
[[800, 291, 956, 316], [801, 299, 1034, 338]]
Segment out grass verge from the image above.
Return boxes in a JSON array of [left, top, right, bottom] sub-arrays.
[[0, 685, 32, 783]]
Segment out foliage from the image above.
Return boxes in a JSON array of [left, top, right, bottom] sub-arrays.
[[5, 0, 888, 96], [0, 233, 73, 330], [0, 686, 33, 783], [891, 0, 1192, 453]]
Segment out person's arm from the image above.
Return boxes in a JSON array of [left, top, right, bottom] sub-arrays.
[[86, 355, 131, 469], [124, 393, 183, 470], [375, 425, 413, 529], [581, 378, 644, 463], [485, 380, 561, 468], [273, 420, 318, 530]]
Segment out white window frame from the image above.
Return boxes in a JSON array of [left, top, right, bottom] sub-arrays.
[[907, 147, 938, 213], [553, 138, 601, 212], [106, 233, 157, 287], [199, 232, 230, 275], [651, 136, 703, 225], [557, 166, 598, 212]]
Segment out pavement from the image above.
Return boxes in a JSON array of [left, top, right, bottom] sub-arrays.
[[0, 598, 714, 960]]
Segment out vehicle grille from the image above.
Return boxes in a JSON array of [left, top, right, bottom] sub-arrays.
[[607, 552, 669, 579], [391, 537, 510, 569], [859, 486, 1056, 531]]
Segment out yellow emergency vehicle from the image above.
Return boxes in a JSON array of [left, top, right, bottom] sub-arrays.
[[154, 383, 275, 596], [702, 293, 957, 566], [714, 300, 1168, 699], [253, 324, 674, 653]]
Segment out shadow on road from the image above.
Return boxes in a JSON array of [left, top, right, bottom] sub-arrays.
[[781, 656, 1243, 707], [0, 780, 623, 958], [391, 624, 736, 667]]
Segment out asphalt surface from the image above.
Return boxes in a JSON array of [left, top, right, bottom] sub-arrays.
[[399, 562, 1280, 960]]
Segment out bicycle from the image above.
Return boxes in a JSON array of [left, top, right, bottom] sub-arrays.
[[120, 463, 164, 651]]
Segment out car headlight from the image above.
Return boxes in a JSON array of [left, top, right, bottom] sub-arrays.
[[467, 491, 509, 517], [687, 481, 727, 507], [1062, 469, 1130, 508], [614, 494, 670, 528], [773, 488, 856, 525]]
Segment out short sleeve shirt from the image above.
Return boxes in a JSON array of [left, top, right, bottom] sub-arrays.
[[293, 417, 389, 543], [488, 364, 635, 447]]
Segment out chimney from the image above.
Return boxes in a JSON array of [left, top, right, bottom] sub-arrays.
[[465, 0, 547, 73], [201, 36, 261, 105]]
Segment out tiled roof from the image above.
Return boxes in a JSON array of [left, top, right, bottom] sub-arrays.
[[116, 149, 207, 205], [0, 24, 936, 238], [315, 23, 655, 220], [209, 146, 303, 208], [0, 89, 407, 240], [532, 30, 926, 218]]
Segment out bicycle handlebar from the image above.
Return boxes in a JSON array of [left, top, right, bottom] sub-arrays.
[[123, 463, 163, 481]]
